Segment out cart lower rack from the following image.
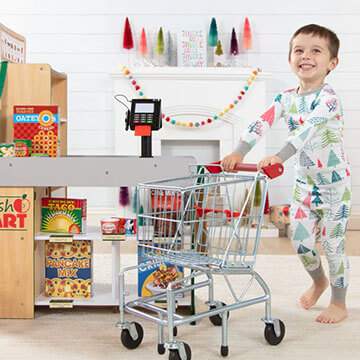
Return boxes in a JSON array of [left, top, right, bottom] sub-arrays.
[[117, 163, 285, 359]]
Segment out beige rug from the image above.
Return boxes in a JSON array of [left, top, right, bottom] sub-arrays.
[[1, 254, 360, 360]]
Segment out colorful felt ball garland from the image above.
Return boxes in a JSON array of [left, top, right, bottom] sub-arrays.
[[121, 65, 259, 128]]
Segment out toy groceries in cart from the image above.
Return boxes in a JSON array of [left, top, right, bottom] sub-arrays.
[[117, 162, 285, 359]]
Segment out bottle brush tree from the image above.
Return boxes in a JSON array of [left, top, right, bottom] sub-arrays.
[[156, 27, 164, 65], [123, 17, 134, 65]]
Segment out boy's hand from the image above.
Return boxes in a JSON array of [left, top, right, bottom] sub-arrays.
[[221, 153, 244, 173], [257, 155, 283, 170]]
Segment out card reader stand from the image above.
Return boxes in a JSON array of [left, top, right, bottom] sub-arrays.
[[125, 99, 162, 158]]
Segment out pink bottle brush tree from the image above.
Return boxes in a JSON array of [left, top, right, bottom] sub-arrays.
[[139, 28, 147, 57], [242, 17, 252, 66], [123, 17, 134, 65]]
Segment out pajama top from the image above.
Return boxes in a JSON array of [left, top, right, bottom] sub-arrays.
[[236, 83, 351, 185]]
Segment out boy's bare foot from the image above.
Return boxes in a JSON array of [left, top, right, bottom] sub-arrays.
[[316, 301, 348, 323], [300, 276, 329, 309]]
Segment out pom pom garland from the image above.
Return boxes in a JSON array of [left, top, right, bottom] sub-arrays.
[[121, 66, 260, 128]]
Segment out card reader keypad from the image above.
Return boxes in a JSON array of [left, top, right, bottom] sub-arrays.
[[133, 113, 154, 124]]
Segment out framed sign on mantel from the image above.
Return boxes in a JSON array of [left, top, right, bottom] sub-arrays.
[[177, 30, 206, 67]]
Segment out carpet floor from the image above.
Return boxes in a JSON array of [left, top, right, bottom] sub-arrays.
[[1, 254, 360, 360]]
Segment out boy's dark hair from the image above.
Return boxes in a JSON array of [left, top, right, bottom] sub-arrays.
[[289, 24, 340, 59]]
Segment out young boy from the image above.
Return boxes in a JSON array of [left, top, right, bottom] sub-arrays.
[[222, 24, 351, 324]]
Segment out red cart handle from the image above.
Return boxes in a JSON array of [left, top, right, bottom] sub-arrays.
[[205, 161, 284, 179]]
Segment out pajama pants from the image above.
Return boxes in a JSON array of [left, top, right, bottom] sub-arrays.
[[289, 177, 351, 302]]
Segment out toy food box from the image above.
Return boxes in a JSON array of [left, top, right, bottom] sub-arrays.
[[0, 143, 15, 157], [151, 189, 181, 237], [13, 105, 60, 157], [113, 217, 136, 235], [45, 240, 93, 298], [138, 245, 183, 297], [41, 198, 87, 234]]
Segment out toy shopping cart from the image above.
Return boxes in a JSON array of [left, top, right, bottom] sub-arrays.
[[117, 163, 285, 359]]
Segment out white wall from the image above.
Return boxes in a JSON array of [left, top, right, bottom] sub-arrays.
[[2, 0, 360, 213]]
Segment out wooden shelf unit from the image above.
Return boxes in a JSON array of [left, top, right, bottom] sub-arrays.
[[0, 155, 194, 318], [0, 63, 67, 155], [0, 64, 67, 319]]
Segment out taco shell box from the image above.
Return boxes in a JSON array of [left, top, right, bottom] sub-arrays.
[[45, 240, 93, 298], [41, 198, 87, 234]]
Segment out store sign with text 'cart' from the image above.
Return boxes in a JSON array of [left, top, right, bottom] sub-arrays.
[[0, 191, 32, 230]]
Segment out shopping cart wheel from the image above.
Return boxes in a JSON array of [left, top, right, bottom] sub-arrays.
[[209, 302, 229, 326], [169, 342, 191, 360], [121, 322, 144, 349], [264, 320, 285, 345], [158, 343, 165, 355], [220, 345, 229, 357]]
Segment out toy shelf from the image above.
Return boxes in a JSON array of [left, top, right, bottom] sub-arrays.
[[35, 226, 105, 241], [34, 226, 190, 307], [0, 156, 194, 318]]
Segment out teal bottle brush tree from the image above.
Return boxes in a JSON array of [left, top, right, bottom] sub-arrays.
[[208, 17, 218, 66]]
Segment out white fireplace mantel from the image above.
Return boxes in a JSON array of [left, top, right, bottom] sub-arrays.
[[111, 67, 271, 163]]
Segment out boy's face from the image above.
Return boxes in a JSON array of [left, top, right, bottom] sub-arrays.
[[289, 33, 338, 84]]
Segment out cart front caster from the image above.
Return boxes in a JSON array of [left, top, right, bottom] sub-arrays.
[[209, 302, 229, 326], [158, 343, 165, 354], [121, 322, 144, 349], [220, 345, 229, 357], [264, 319, 285, 345], [169, 342, 191, 360]]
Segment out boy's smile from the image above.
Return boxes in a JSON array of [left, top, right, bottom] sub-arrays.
[[289, 33, 338, 93]]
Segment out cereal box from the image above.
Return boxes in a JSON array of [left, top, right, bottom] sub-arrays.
[[138, 245, 183, 297], [13, 105, 60, 157], [41, 198, 87, 234], [45, 240, 93, 298]]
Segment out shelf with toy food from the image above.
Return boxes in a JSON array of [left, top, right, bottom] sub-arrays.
[[34, 226, 190, 308], [0, 155, 194, 317]]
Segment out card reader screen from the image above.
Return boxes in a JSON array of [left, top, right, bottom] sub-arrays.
[[135, 103, 154, 113]]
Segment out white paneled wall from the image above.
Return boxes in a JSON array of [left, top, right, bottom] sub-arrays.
[[2, 0, 360, 214]]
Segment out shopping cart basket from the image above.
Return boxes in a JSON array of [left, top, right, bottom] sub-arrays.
[[117, 163, 285, 359]]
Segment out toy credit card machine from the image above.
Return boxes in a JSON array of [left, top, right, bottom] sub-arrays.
[[125, 99, 162, 158]]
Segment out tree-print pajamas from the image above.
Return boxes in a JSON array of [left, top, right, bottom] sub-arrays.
[[235, 83, 351, 302]]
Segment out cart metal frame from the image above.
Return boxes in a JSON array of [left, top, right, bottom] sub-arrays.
[[117, 164, 285, 359]]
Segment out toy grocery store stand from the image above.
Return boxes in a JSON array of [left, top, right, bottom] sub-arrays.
[[0, 155, 194, 318]]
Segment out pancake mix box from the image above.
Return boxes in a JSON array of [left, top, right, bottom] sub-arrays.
[[13, 105, 60, 157], [41, 198, 87, 234], [45, 240, 93, 298]]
